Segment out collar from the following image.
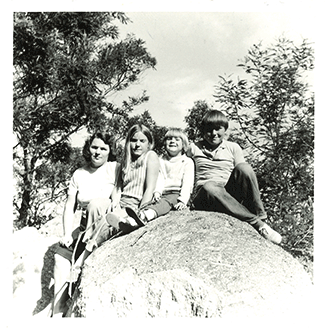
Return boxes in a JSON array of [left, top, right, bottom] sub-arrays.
[[201, 139, 226, 152]]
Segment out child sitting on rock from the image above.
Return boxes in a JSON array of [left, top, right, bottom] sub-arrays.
[[187, 109, 282, 244], [105, 124, 160, 231], [126, 128, 194, 225]]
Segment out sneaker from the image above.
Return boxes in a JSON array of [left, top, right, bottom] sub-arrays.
[[125, 207, 147, 227], [106, 213, 121, 229], [259, 223, 282, 245]]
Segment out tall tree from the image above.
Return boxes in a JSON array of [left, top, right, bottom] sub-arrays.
[[13, 12, 157, 228], [213, 37, 314, 259]]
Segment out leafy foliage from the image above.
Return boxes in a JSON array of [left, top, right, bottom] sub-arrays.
[[212, 38, 314, 266], [184, 100, 210, 142], [184, 38, 314, 271], [13, 12, 157, 228]]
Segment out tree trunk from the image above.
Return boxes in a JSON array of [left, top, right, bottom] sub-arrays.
[[18, 147, 36, 228], [19, 187, 31, 228]]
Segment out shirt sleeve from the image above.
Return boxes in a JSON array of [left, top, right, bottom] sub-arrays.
[[67, 170, 79, 196], [106, 162, 118, 184], [186, 142, 195, 158], [178, 157, 195, 205]]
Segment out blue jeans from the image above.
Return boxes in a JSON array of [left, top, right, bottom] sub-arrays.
[[146, 192, 180, 217], [191, 163, 266, 229]]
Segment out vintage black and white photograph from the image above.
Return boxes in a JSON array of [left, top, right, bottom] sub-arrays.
[[9, 1, 320, 324]]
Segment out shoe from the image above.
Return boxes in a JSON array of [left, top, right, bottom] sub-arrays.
[[259, 223, 282, 244], [125, 207, 147, 227], [106, 213, 121, 229]]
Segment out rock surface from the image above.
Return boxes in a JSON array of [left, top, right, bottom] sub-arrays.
[[66, 210, 313, 319], [12, 209, 81, 317]]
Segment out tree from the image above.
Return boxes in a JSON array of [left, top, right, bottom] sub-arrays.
[[213, 37, 314, 262], [184, 100, 210, 142], [13, 12, 157, 228]]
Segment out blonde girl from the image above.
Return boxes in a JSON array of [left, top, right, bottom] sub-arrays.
[[107, 124, 160, 231]]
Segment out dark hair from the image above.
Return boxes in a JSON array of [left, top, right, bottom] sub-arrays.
[[82, 132, 116, 162], [201, 110, 229, 132]]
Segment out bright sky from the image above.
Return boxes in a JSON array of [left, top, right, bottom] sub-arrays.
[[8, 2, 317, 145], [109, 11, 316, 129]]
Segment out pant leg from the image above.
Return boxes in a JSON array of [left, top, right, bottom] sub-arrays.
[[191, 182, 263, 228], [225, 163, 266, 219], [146, 193, 179, 217], [82, 198, 111, 242]]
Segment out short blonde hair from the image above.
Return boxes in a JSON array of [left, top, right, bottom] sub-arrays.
[[164, 128, 189, 153]]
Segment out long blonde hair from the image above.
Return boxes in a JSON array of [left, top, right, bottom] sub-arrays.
[[117, 124, 154, 187]]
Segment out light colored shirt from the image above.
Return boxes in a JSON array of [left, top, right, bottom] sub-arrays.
[[155, 154, 195, 205], [122, 150, 154, 202], [68, 161, 118, 209], [188, 140, 245, 189]]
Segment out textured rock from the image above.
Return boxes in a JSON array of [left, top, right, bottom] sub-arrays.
[[69, 210, 313, 319], [12, 209, 81, 316]]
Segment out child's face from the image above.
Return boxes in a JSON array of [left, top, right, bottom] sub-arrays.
[[203, 125, 226, 148], [130, 132, 150, 159], [165, 136, 183, 157], [89, 138, 110, 168]]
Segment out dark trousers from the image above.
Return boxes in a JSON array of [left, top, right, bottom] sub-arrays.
[[146, 192, 180, 217], [191, 163, 266, 229]]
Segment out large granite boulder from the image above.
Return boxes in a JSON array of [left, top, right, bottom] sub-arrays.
[[68, 210, 313, 319], [12, 209, 80, 317]]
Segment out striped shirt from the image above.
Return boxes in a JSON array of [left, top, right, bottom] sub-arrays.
[[121, 150, 154, 202]]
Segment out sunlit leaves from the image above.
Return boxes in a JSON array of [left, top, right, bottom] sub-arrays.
[[213, 37, 314, 262], [13, 12, 157, 227]]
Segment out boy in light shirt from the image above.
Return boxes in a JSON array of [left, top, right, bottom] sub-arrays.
[[188, 109, 282, 244]]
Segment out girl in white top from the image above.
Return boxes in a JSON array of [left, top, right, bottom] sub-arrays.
[[42, 132, 118, 317], [131, 128, 194, 223], [106, 124, 160, 232]]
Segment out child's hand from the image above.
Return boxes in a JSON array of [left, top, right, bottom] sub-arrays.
[[174, 202, 187, 211], [153, 192, 161, 203]]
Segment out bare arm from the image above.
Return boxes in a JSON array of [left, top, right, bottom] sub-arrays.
[[110, 185, 121, 210], [60, 193, 77, 247], [139, 151, 160, 209]]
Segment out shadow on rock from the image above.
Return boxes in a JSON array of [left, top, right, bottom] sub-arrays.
[[32, 242, 59, 315]]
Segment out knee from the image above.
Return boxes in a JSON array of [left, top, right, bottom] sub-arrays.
[[203, 181, 224, 196], [234, 162, 254, 176]]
